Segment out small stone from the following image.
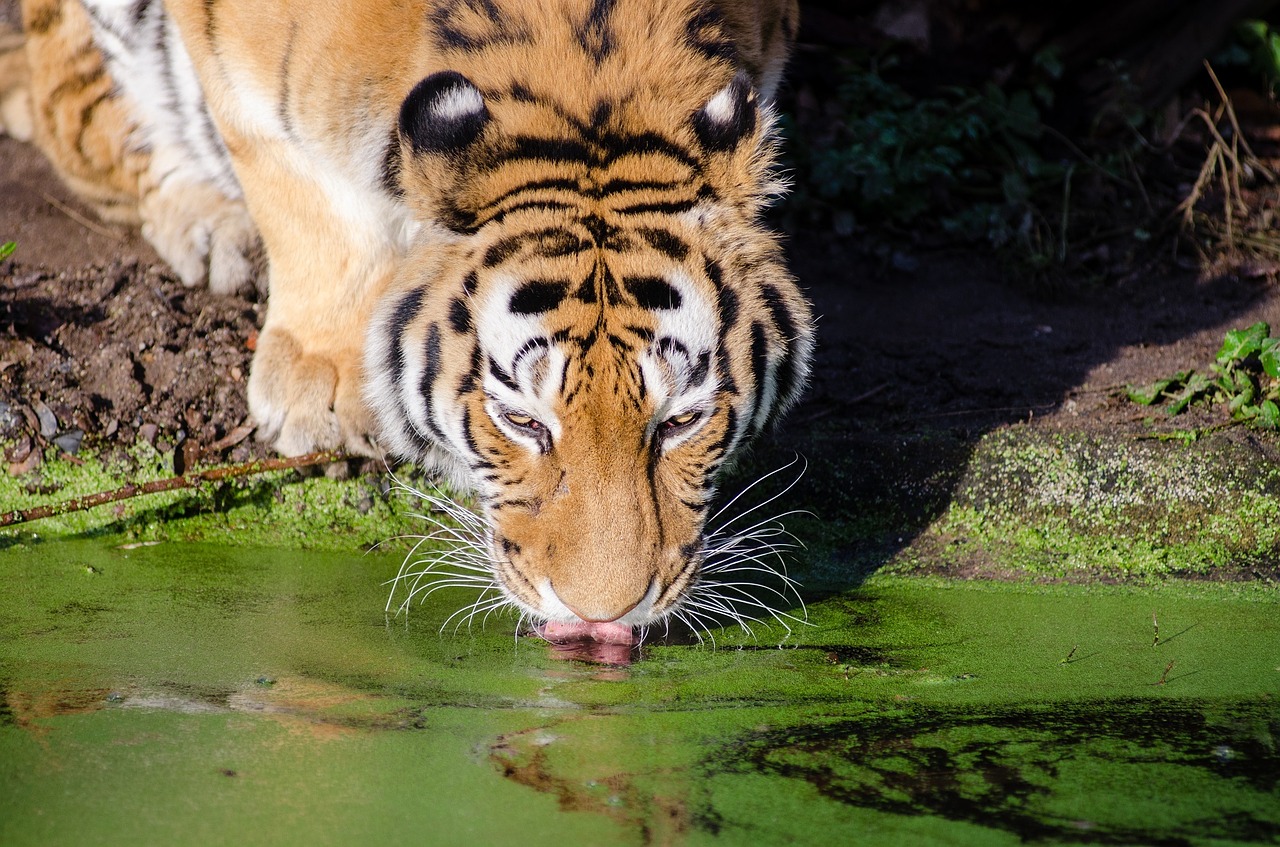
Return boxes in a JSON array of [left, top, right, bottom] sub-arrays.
[[53, 429, 84, 455], [0, 401, 21, 435], [32, 399, 57, 438]]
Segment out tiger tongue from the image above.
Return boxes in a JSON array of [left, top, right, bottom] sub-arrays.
[[537, 620, 637, 646]]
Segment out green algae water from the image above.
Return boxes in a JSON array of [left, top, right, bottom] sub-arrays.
[[1, 540, 1277, 845]]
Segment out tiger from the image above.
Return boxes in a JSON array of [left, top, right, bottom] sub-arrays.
[[6, 0, 815, 641]]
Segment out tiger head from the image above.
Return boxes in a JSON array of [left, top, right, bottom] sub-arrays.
[[365, 2, 813, 635]]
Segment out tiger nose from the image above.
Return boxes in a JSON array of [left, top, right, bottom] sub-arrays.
[[560, 596, 642, 624], [552, 580, 649, 623]]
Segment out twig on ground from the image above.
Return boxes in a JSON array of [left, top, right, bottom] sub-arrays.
[[41, 192, 126, 242], [0, 449, 347, 527]]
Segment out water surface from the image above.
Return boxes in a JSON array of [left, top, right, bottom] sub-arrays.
[[1, 540, 1277, 845]]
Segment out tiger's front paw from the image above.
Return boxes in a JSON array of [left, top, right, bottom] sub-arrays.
[[139, 178, 262, 295], [247, 328, 377, 457]]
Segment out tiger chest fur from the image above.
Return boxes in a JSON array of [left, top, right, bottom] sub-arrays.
[[17, 0, 815, 635]]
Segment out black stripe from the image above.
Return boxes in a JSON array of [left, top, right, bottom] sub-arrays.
[[483, 199, 577, 226], [710, 406, 738, 463], [429, 0, 530, 51], [684, 6, 736, 63], [599, 264, 623, 302], [483, 226, 583, 267], [419, 322, 447, 442], [760, 283, 801, 416], [385, 287, 426, 383], [704, 258, 724, 290], [495, 135, 594, 168], [489, 360, 519, 391], [460, 407, 491, 465], [748, 321, 768, 433], [458, 344, 482, 393], [717, 287, 740, 396], [48, 66, 106, 104], [534, 230, 592, 258], [690, 351, 711, 387], [448, 297, 471, 334], [614, 200, 696, 216], [638, 228, 689, 260], [462, 270, 479, 295], [717, 286, 739, 333], [581, 213, 617, 246], [480, 176, 579, 211], [577, 0, 617, 64], [381, 128, 404, 197], [599, 131, 698, 169], [761, 284, 796, 341], [624, 276, 682, 310], [483, 235, 524, 267], [510, 279, 570, 315], [202, 0, 218, 44], [590, 100, 611, 130], [626, 324, 655, 342], [592, 178, 680, 197], [572, 270, 597, 304]]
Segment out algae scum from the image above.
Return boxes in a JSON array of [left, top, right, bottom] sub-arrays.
[[1, 540, 1277, 845]]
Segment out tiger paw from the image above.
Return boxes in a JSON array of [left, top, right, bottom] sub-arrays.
[[246, 327, 378, 458], [139, 177, 262, 295]]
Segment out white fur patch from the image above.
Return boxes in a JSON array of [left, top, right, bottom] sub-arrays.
[[432, 84, 485, 121], [702, 83, 738, 124], [642, 270, 719, 449], [476, 275, 564, 444]]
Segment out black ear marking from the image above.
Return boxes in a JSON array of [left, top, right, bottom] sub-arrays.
[[692, 70, 757, 152], [399, 70, 490, 155]]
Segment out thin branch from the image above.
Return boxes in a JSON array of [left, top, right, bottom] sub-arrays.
[[1, 449, 347, 527]]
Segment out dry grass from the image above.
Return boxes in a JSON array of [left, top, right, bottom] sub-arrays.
[[1177, 63, 1280, 270]]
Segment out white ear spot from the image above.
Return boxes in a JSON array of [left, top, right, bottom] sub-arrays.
[[432, 84, 486, 121], [704, 86, 736, 123], [692, 70, 756, 151]]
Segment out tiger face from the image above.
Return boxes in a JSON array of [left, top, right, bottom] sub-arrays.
[[367, 48, 813, 632]]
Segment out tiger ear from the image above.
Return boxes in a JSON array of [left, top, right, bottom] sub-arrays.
[[692, 70, 757, 152], [399, 70, 489, 156]]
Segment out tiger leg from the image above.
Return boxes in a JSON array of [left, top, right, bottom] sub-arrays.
[[157, 0, 405, 456], [19, 0, 260, 294]]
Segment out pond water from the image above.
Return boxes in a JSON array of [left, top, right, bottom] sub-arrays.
[[1, 540, 1277, 845]]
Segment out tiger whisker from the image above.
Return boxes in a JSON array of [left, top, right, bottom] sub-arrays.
[[705, 456, 808, 539]]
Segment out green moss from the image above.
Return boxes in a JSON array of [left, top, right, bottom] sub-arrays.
[[0, 440, 449, 552]]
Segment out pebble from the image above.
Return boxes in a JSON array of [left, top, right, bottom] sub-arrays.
[[31, 399, 58, 438]]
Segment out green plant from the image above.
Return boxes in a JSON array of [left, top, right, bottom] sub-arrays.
[[1127, 322, 1280, 428], [778, 50, 1155, 273], [1216, 20, 1280, 95], [0, 241, 15, 261]]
